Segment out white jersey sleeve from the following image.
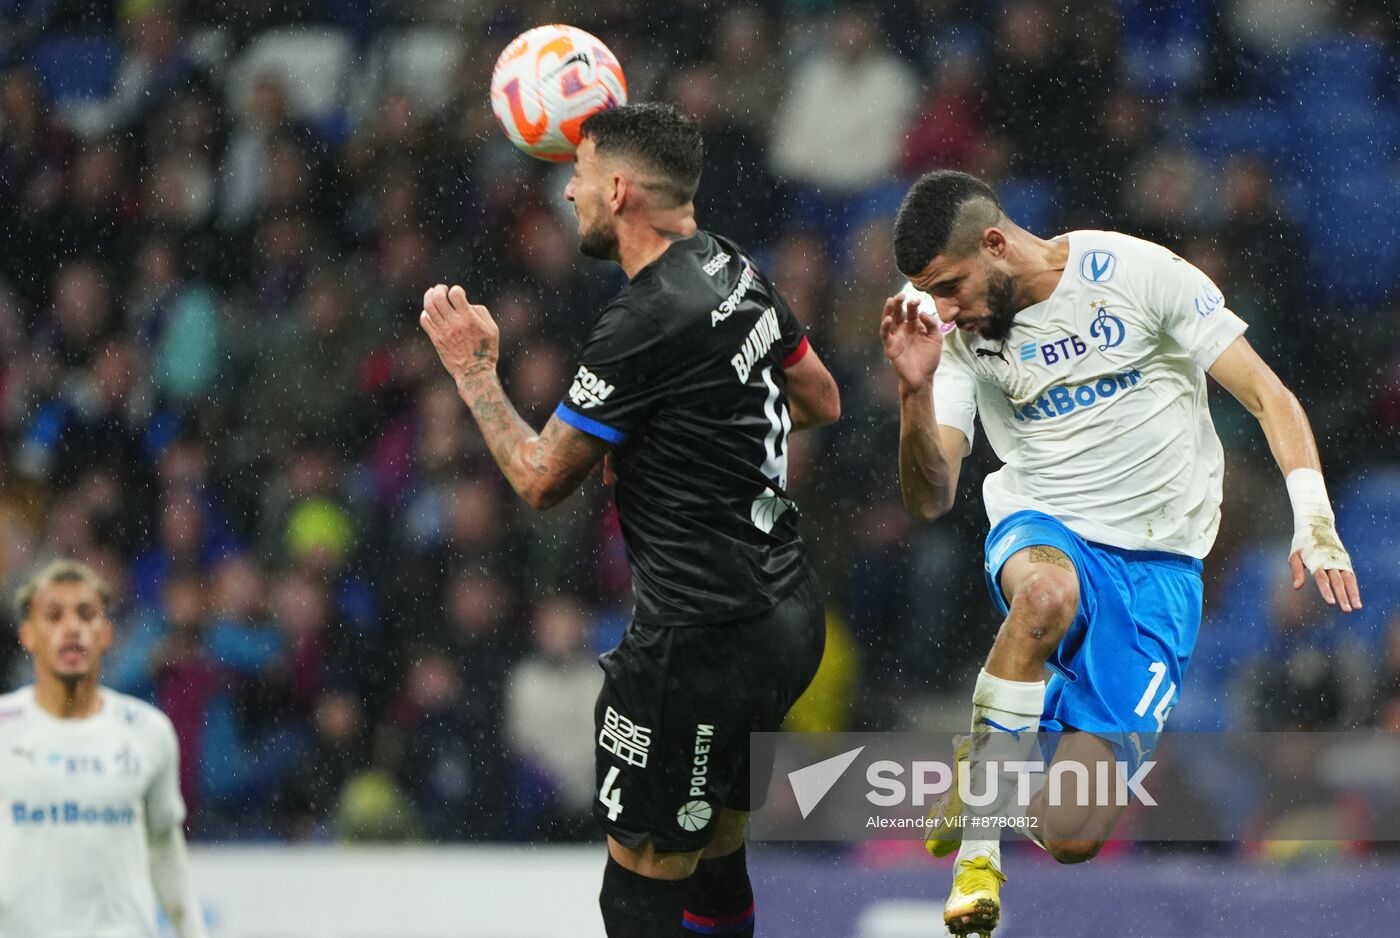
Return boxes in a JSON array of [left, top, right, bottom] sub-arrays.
[[1136, 247, 1247, 370], [144, 711, 187, 837]]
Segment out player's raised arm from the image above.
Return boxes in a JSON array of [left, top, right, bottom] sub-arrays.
[[1207, 336, 1361, 611], [420, 284, 608, 510], [881, 292, 967, 520]]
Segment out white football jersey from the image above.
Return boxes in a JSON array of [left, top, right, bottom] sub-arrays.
[[0, 686, 186, 938], [915, 230, 1247, 558]]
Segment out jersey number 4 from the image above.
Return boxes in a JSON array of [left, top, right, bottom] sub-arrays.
[[750, 366, 795, 533], [599, 766, 624, 821]]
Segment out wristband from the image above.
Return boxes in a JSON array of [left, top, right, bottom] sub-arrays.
[[1284, 468, 1333, 530], [1284, 468, 1352, 574]]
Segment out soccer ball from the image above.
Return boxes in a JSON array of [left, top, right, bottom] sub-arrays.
[[489, 24, 628, 162]]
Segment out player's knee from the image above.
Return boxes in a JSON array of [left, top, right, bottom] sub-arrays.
[[608, 839, 702, 881], [640, 852, 700, 880], [1045, 838, 1103, 865], [1015, 571, 1078, 634]]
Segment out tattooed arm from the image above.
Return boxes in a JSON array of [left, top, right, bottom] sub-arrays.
[[456, 370, 608, 509], [421, 284, 607, 510]]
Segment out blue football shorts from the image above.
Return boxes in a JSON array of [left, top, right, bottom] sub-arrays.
[[983, 510, 1204, 773]]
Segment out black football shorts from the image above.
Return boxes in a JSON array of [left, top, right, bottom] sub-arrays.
[[592, 568, 825, 852]]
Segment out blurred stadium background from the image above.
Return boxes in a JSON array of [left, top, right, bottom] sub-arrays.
[[0, 0, 1397, 935]]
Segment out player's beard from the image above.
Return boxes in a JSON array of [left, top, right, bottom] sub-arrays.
[[55, 668, 89, 688], [578, 215, 620, 262], [46, 653, 94, 686], [977, 267, 1020, 341]]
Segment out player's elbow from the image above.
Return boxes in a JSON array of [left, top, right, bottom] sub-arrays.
[[1242, 371, 1296, 421], [522, 480, 571, 511], [823, 382, 842, 424], [512, 444, 581, 511], [793, 380, 841, 428], [811, 384, 841, 426], [907, 504, 940, 522], [1261, 383, 1303, 423], [905, 491, 954, 522]]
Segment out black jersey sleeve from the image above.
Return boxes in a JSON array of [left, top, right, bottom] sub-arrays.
[[771, 284, 810, 368], [554, 301, 667, 445]]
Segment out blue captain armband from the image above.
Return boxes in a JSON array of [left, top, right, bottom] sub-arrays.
[[554, 404, 627, 445]]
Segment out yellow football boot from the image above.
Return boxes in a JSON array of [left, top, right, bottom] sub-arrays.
[[924, 734, 970, 858], [944, 854, 1005, 937]]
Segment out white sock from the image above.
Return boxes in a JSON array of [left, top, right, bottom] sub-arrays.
[[961, 670, 1046, 856], [955, 839, 1001, 869], [970, 669, 1045, 745], [968, 668, 1045, 791]]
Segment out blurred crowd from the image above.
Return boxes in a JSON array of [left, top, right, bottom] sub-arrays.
[[0, 0, 1397, 844]]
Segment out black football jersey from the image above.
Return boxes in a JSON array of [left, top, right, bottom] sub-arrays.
[[554, 230, 814, 626]]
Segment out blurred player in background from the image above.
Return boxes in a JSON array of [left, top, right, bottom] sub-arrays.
[[881, 171, 1360, 936], [420, 103, 840, 937], [0, 560, 208, 938]]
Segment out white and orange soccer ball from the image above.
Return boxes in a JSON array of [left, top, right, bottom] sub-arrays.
[[489, 24, 628, 162]]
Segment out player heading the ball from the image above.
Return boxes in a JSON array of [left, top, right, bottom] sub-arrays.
[[420, 102, 840, 937]]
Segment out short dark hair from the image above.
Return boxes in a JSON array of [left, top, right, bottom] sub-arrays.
[[893, 171, 1005, 275], [580, 103, 703, 206]]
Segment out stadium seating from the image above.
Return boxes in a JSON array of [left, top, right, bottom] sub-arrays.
[[225, 27, 356, 122], [27, 32, 118, 106], [1118, 0, 1213, 95], [1336, 467, 1400, 643], [1185, 106, 1295, 163], [374, 28, 464, 114]]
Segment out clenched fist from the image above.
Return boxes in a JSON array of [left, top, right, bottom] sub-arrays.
[[419, 284, 500, 385]]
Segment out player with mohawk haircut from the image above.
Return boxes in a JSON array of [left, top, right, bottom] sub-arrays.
[[882, 169, 1359, 936]]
